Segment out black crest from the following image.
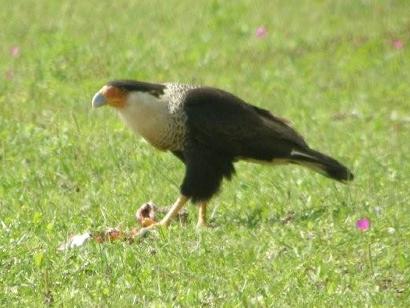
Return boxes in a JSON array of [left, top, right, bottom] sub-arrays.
[[108, 80, 165, 98]]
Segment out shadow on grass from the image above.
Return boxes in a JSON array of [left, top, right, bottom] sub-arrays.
[[220, 205, 330, 229]]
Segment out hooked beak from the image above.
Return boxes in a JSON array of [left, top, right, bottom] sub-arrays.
[[92, 92, 107, 108]]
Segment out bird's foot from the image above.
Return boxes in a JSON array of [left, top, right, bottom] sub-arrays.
[[196, 221, 210, 229], [138, 222, 166, 237]]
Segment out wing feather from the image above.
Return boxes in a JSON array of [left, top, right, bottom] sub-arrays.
[[183, 87, 308, 161]]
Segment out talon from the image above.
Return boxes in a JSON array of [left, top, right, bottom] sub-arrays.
[[196, 221, 209, 229], [138, 222, 162, 236]]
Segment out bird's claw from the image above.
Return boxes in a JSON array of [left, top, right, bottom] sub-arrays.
[[138, 222, 166, 237], [196, 221, 209, 229]]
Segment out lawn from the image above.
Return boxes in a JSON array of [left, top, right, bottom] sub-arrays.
[[1, 0, 409, 306]]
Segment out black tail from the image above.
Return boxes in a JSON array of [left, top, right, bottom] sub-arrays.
[[289, 147, 354, 182]]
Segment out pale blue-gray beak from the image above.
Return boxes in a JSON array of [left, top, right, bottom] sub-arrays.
[[92, 92, 107, 108]]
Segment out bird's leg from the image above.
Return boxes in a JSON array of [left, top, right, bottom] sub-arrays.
[[159, 195, 189, 227], [139, 195, 189, 235], [196, 202, 208, 228]]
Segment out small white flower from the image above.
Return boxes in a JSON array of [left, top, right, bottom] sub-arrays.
[[387, 227, 396, 234]]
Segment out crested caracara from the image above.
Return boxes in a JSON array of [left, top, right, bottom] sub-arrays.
[[92, 80, 353, 230]]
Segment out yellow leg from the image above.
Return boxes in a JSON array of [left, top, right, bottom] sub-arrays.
[[159, 195, 189, 226], [197, 202, 208, 228], [140, 195, 189, 235]]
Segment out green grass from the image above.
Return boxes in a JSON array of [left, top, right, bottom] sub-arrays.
[[1, 0, 410, 306]]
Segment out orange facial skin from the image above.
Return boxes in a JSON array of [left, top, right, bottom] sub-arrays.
[[102, 85, 127, 108]]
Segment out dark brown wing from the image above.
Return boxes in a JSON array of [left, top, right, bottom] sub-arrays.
[[183, 87, 308, 161]]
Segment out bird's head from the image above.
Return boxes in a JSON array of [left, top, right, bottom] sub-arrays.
[[91, 80, 166, 110]]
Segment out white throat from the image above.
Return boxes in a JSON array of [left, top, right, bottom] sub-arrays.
[[117, 92, 170, 150]]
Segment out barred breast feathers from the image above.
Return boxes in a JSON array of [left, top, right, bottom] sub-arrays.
[[155, 83, 198, 151]]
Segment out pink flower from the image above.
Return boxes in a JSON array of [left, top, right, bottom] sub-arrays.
[[255, 26, 267, 38], [10, 46, 20, 58], [392, 39, 404, 50], [356, 218, 370, 232]]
